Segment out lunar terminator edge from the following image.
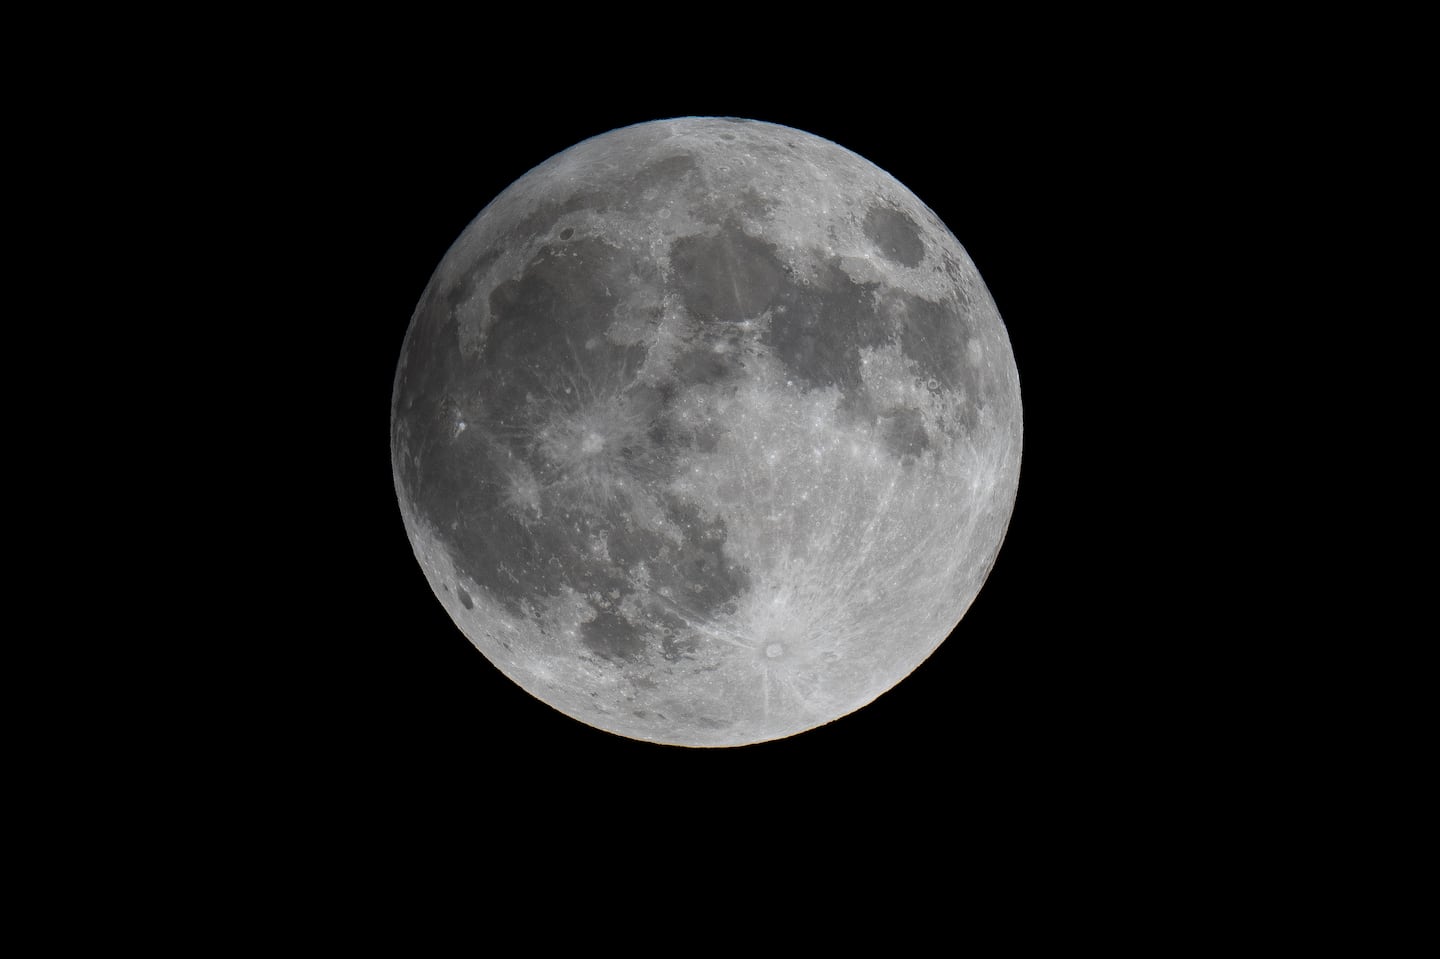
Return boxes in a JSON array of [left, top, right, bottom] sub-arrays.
[[391, 117, 1022, 746]]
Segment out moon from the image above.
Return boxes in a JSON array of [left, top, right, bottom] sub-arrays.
[[391, 117, 1022, 747]]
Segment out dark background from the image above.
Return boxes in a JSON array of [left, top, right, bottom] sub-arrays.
[[241, 66, 1221, 841]]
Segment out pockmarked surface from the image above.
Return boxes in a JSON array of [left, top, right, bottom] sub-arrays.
[[392, 118, 1022, 746]]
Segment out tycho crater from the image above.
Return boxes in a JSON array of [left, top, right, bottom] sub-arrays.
[[391, 117, 1022, 747]]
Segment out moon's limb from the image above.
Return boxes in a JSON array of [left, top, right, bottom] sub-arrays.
[[392, 118, 1022, 746]]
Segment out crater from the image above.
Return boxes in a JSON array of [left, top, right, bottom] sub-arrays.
[[670, 337, 747, 385], [878, 407, 930, 461], [580, 610, 646, 663], [763, 250, 889, 395], [628, 153, 698, 200], [863, 206, 925, 267], [669, 225, 783, 323], [889, 290, 969, 391], [668, 224, 895, 401], [661, 629, 699, 663]]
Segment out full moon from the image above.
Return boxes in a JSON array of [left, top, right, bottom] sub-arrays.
[[391, 117, 1022, 746]]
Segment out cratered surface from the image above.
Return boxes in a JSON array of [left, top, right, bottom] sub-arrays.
[[391, 117, 1022, 746]]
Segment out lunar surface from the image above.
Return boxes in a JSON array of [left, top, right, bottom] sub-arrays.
[[391, 117, 1022, 746]]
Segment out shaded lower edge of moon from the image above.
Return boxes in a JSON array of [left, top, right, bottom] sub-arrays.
[[398, 433, 1017, 748]]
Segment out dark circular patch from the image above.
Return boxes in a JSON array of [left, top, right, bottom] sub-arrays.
[[669, 226, 783, 323], [863, 206, 925, 267], [581, 610, 645, 662], [878, 408, 930, 461]]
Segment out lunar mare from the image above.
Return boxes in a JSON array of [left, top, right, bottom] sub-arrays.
[[391, 117, 1022, 746]]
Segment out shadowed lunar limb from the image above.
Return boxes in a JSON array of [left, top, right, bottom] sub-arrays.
[[392, 117, 1022, 747]]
